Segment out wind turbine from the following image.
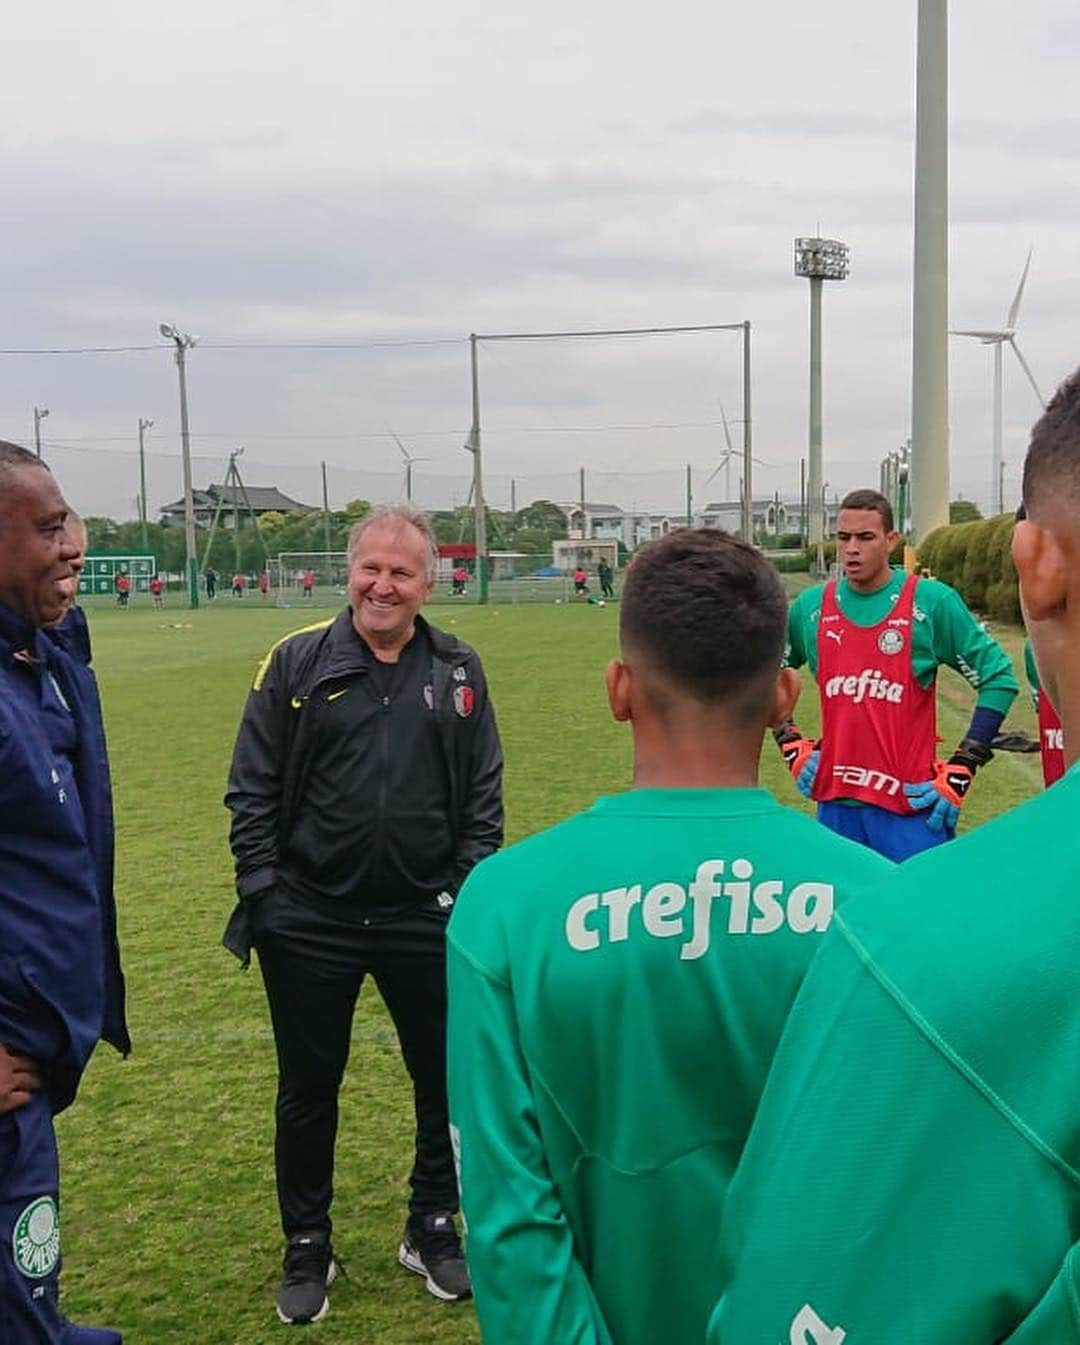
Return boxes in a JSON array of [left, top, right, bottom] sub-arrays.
[[951, 250, 1046, 515], [388, 429, 431, 503], [705, 407, 740, 502], [705, 407, 769, 505]]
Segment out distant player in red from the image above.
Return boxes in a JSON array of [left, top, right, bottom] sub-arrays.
[[573, 567, 588, 597], [232, 571, 247, 598], [451, 565, 468, 597], [258, 570, 270, 601], [149, 574, 164, 609], [302, 569, 315, 600], [115, 572, 131, 608]]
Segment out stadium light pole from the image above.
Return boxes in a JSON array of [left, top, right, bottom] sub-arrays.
[[794, 237, 850, 574], [910, 0, 950, 541], [33, 406, 49, 457], [138, 417, 154, 551], [159, 323, 200, 609]]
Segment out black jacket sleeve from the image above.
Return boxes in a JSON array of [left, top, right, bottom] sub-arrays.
[[449, 656, 504, 894], [222, 649, 290, 961]]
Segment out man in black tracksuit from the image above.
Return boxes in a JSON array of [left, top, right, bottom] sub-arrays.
[[224, 506, 503, 1325]]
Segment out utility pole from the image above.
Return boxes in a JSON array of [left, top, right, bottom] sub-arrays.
[[686, 464, 693, 527], [159, 323, 200, 608], [799, 457, 807, 547], [741, 322, 753, 542], [467, 335, 489, 603], [138, 417, 154, 551], [321, 461, 332, 557], [579, 467, 587, 540], [510, 478, 517, 513], [910, 0, 950, 540], [33, 406, 49, 457]]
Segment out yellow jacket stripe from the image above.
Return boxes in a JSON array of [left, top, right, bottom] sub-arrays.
[[252, 618, 335, 692]]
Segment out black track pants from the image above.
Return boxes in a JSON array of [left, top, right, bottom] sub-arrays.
[[254, 891, 458, 1237]]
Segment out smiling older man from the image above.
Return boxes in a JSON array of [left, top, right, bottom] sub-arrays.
[[0, 442, 128, 1345], [224, 504, 503, 1325]]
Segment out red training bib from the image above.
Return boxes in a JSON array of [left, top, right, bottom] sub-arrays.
[[814, 575, 936, 814]]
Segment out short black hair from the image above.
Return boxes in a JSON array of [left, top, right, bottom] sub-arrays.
[[620, 528, 786, 720], [0, 441, 50, 519], [1023, 366, 1080, 516], [838, 489, 894, 532]]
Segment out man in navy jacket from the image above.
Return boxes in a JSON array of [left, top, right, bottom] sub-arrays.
[[0, 441, 128, 1344]]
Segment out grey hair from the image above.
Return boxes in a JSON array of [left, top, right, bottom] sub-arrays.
[[347, 504, 440, 581], [67, 511, 88, 550]]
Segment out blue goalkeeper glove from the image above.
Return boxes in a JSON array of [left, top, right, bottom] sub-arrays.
[[795, 750, 820, 798], [903, 739, 993, 833]]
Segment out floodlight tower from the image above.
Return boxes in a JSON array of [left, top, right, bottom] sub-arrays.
[[159, 322, 200, 609], [795, 236, 850, 572]]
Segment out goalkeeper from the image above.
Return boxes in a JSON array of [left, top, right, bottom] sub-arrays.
[[775, 488, 1017, 861]]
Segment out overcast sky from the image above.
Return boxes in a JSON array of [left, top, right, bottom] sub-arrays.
[[3, 0, 1079, 522]]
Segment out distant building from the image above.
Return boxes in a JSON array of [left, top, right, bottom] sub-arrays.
[[561, 502, 677, 550], [158, 483, 317, 529], [560, 496, 835, 549], [700, 497, 839, 540]]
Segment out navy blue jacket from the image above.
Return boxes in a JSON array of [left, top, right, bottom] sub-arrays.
[[0, 601, 129, 1112]]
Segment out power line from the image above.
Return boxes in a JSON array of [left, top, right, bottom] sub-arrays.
[[475, 323, 745, 342], [41, 419, 744, 450], [0, 345, 161, 355], [0, 326, 741, 356], [0, 336, 467, 356]]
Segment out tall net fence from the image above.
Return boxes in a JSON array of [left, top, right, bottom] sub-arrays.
[[14, 330, 1029, 540], [271, 553, 349, 607]]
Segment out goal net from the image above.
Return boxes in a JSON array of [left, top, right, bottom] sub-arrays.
[[272, 552, 349, 607]]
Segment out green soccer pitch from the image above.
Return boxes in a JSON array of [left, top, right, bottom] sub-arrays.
[[56, 601, 1043, 1342]]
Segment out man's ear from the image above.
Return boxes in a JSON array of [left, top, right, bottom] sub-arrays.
[[605, 658, 633, 723], [1012, 518, 1068, 621], [766, 667, 802, 729]]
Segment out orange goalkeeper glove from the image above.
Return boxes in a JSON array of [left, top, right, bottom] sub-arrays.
[[774, 723, 820, 798], [903, 739, 992, 833]]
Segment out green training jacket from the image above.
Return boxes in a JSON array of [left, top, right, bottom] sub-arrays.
[[447, 788, 892, 1345], [709, 762, 1080, 1345]]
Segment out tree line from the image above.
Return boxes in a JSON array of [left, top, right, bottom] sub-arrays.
[[82, 499, 574, 575]]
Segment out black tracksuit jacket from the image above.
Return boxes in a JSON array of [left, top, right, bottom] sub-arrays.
[[223, 610, 503, 962]]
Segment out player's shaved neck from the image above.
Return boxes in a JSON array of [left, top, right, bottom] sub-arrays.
[[611, 646, 767, 790]]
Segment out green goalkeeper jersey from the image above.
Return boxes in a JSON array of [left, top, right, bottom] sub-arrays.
[[708, 761, 1080, 1345], [446, 788, 891, 1345]]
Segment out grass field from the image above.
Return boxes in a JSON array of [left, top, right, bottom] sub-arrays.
[[56, 598, 1043, 1342]]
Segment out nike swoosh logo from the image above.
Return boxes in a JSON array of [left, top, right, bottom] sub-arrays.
[[327, 689, 349, 703]]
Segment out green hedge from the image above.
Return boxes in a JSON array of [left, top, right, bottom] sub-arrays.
[[773, 554, 810, 573], [916, 513, 1019, 623]]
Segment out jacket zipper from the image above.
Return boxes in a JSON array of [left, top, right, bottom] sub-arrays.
[[371, 691, 392, 881]]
